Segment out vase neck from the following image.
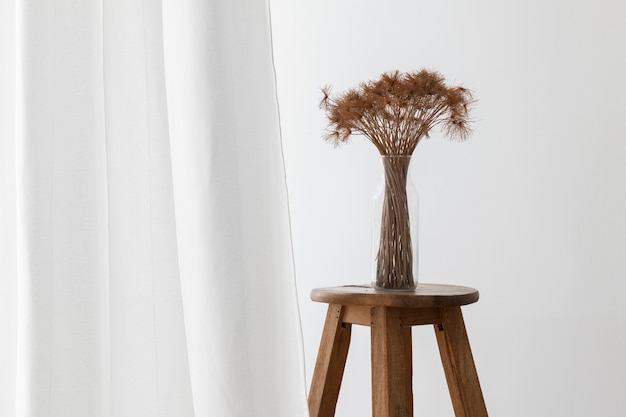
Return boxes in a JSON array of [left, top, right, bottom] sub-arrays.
[[381, 155, 412, 178]]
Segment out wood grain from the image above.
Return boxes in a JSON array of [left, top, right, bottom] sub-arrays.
[[435, 307, 488, 417], [371, 306, 409, 417], [308, 304, 352, 417], [311, 283, 479, 308]]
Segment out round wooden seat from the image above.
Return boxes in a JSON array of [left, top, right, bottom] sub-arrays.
[[311, 283, 479, 309]]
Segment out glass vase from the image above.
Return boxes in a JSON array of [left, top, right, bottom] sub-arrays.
[[371, 155, 419, 291]]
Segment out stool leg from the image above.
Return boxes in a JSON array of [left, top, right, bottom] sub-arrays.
[[435, 307, 488, 417], [403, 326, 414, 417], [371, 306, 411, 417], [308, 304, 352, 417]]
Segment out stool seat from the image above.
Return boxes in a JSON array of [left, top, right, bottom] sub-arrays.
[[308, 283, 488, 417], [311, 283, 479, 308]]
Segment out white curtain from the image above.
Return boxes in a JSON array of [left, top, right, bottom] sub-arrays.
[[0, 0, 309, 416]]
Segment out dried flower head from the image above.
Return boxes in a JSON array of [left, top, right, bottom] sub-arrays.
[[320, 69, 475, 155]]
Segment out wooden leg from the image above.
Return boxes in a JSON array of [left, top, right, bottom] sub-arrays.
[[371, 306, 410, 417], [435, 307, 488, 417], [403, 326, 414, 417], [308, 304, 352, 417]]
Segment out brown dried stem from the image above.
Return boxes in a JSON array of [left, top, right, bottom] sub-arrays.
[[377, 156, 413, 289]]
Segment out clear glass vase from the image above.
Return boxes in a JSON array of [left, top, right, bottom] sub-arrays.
[[371, 155, 419, 291]]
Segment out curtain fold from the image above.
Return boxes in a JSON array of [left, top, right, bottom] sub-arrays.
[[0, 0, 308, 416], [16, 1, 110, 414], [103, 1, 194, 415], [0, 0, 17, 416]]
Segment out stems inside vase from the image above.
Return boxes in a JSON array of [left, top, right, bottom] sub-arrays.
[[376, 156, 415, 290]]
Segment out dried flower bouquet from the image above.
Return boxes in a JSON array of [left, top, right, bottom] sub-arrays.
[[320, 69, 474, 289]]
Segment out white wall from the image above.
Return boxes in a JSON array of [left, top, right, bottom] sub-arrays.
[[270, 0, 626, 416]]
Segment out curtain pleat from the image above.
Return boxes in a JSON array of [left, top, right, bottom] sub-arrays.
[[16, 1, 109, 415], [1, 0, 308, 416], [0, 0, 18, 416], [161, 0, 307, 415], [103, 0, 194, 416]]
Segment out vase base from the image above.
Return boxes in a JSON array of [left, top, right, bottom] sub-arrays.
[[372, 283, 418, 292]]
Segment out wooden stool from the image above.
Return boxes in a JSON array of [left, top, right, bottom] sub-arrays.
[[308, 284, 488, 417]]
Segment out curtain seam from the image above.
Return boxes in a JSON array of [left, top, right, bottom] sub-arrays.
[[100, 0, 113, 414], [140, 1, 162, 415], [266, 0, 310, 409], [47, 4, 60, 416]]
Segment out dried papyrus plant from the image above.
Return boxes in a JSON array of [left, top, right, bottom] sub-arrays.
[[320, 70, 475, 289]]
